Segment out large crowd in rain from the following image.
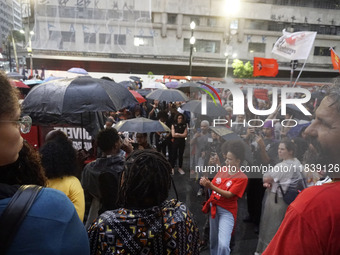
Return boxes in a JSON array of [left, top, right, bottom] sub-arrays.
[[1, 71, 340, 255]]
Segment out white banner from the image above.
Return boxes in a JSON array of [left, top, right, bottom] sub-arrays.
[[272, 29, 317, 60]]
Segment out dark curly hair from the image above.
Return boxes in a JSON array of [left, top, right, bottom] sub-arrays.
[[0, 71, 20, 119], [118, 150, 172, 209], [226, 140, 245, 163], [0, 141, 47, 186], [40, 136, 77, 179], [97, 127, 120, 153]]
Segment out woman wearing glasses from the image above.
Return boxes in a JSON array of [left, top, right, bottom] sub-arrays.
[[0, 72, 90, 254]]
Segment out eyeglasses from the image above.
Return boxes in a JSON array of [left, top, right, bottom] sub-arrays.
[[0, 115, 32, 134]]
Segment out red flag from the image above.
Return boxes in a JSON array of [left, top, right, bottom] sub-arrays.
[[253, 57, 278, 77], [330, 48, 340, 71]]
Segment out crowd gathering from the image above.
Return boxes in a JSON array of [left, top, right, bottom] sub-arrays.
[[1, 70, 340, 255]]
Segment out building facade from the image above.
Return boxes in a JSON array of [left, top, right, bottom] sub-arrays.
[[25, 0, 340, 77]]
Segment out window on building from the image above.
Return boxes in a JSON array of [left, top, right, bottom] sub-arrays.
[[84, 32, 96, 43], [248, 42, 265, 53], [61, 31, 75, 42], [183, 39, 220, 53], [99, 33, 111, 44], [134, 36, 153, 46], [314, 46, 332, 56], [190, 16, 200, 26], [114, 34, 126, 45], [207, 17, 217, 27], [168, 14, 177, 24]]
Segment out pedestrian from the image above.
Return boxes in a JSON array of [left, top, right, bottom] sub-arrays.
[[171, 113, 188, 175], [40, 130, 86, 221], [0, 71, 89, 254], [255, 138, 303, 254], [263, 83, 340, 255], [81, 128, 125, 228], [88, 150, 200, 254], [200, 140, 248, 255]]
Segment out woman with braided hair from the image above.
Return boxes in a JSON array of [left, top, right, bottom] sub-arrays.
[[88, 149, 200, 254]]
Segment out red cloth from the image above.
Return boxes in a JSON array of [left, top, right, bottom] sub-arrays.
[[331, 48, 340, 71], [263, 182, 340, 255], [253, 57, 279, 77], [202, 170, 248, 224]]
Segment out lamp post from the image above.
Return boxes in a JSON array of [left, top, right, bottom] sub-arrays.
[[224, 0, 240, 78], [189, 21, 196, 76]]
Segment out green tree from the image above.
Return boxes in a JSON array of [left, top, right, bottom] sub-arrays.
[[232, 59, 253, 78]]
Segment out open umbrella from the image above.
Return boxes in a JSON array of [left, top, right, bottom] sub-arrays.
[[119, 80, 138, 90], [165, 81, 179, 89], [10, 79, 30, 88], [22, 76, 138, 115], [286, 105, 311, 121], [210, 126, 253, 163], [129, 90, 146, 103], [114, 117, 170, 133], [181, 100, 227, 117], [176, 82, 201, 93], [24, 79, 43, 86], [67, 67, 88, 75], [146, 89, 188, 102]]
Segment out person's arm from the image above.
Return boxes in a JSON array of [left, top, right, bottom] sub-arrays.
[[200, 177, 235, 199], [171, 124, 175, 137], [256, 136, 271, 164], [174, 126, 188, 138]]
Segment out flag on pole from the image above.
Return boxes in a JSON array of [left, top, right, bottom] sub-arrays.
[[330, 48, 340, 71], [272, 29, 317, 60], [253, 57, 279, 77]]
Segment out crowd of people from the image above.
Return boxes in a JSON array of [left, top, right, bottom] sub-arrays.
[[1, 69, 340, 255]]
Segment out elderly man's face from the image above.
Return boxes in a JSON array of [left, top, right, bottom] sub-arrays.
[[304, 96, 340, 165]]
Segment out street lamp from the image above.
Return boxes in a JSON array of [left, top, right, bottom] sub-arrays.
[[189, 21, 196, 76]]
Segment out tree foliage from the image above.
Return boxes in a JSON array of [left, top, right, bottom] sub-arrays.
[[232, 59, 253, 78]]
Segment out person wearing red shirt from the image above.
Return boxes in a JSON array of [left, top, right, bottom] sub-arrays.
[[264, 84, 340, 255], [200, 140, 248, 255]]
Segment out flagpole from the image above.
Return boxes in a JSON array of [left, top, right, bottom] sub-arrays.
[[289, 65, 294, 86], [292, 58, 308, 88]]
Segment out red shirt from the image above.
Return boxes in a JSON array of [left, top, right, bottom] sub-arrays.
[[263, 182, 340, 255], [203, 170, 248, 223]]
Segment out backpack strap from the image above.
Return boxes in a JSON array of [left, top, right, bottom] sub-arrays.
[[0, 185, 42, 255]]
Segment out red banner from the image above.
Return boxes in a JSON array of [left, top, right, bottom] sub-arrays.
[[253, 57, 279, 77], [331, 48, 340, 71]]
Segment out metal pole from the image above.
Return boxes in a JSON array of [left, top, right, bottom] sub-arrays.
[[189, 45, 193, 76], [225, 55, 229, 79], [8, 40, 12, 72]]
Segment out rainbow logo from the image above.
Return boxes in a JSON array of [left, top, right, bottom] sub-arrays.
[[196, 82, 222, 106]]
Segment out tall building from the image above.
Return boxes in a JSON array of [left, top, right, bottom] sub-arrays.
[[30, 0, 340, 77]]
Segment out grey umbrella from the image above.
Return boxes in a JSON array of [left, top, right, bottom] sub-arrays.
[[176, 82, 201, 93], [114, 117, 170, 133], [181, 100, 227, 117], [6, 71, 24, 80], [146, 89, 188, 102]]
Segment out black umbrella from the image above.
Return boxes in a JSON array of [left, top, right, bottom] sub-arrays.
[[129, 76, 142, 82], [176, 82, 201, 93], [22, 76, 138, 115], [119, 80, 138, 90], [181, 100, 227, 117], [114, 117, 170, 133], [210, 126, 253, 164], [146, 89, 188, 102]]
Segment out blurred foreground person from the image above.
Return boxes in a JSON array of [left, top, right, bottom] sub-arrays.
[[88, 150, 200, 254], [263, 82, 340, 255], [0, 72, 89, 254]]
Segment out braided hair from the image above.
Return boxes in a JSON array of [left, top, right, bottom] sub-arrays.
[[118, 149, 172, 209]]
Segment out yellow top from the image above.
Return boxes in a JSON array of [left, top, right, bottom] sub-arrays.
[[47, 175, 85, 221]]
